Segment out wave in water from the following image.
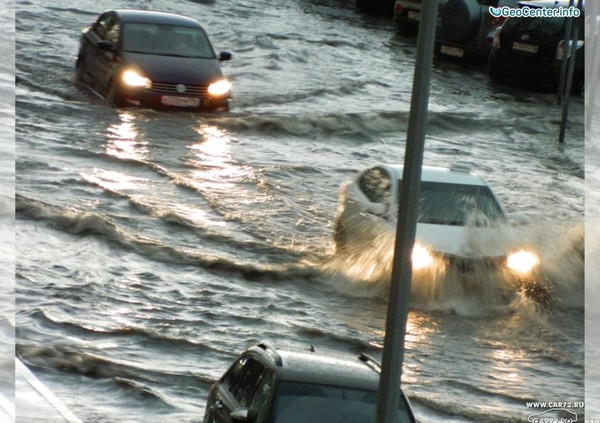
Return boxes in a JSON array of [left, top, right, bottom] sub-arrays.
[[16, 194, 321, 282]]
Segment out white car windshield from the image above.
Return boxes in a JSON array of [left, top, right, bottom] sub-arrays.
[[122, 23, 215, 58], [415, 182, 505, 226], [272, 381, 413, 423]]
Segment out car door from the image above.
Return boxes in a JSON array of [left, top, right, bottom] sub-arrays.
[[211, 356, 267, 423], [205, 359, 243, 423], [85, 12, 121, 95], [248, 370, 275, 423]]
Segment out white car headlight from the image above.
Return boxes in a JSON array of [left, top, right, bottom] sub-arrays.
[[122, 70, 152, 89], [412, 243, 434, 270], [208, 79, 232, 96], [506, 250, 540, 275]]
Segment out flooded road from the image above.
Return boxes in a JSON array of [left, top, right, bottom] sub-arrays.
[[1, 1, 16, 420], [15, 0, 585, 421]]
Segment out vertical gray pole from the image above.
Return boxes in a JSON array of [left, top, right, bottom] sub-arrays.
[[375, 1, 438, 422], [559, 0, 582, 143], [558, 0, 575, 105], [585, 0, 600, 132]]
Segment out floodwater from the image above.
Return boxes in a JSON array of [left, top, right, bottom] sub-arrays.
[[1, 0, 16, 420], [586, 29, 600, 417], [14, 0, 586, 422]]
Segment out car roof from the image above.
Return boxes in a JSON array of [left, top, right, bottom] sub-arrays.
[[377, 164, 488, 187], [277, 351, 380, 390], [111, 9, 204, 28], [247, 344, 381, 391]]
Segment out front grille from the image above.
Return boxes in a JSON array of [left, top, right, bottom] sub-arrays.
[[151, 82, 208, 96], [447, 256, 504, 273]]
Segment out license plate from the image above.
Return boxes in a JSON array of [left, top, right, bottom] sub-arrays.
[[161, 96, 200, 107], [512, 42, 538, 54], [407, 10, 421, 21], [441, 45, 464, 57]]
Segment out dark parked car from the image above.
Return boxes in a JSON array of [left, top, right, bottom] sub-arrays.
[[435, 0, 520, 60], [356, 0, 396, 15], [488, 0, 585, 95], [393, 0, 423, 32], [75, 9, 232, 111], [393, 0, 448, 33], [203, 342, 416, 423]]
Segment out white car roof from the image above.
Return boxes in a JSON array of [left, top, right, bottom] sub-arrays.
[[380, 164, 487, 186]]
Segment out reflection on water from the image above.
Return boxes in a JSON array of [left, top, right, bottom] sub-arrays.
[[104, 112, 149, 161], [189, 124, 250, 183], [489, 348, 527, 385], [83, 169, 148, 192]]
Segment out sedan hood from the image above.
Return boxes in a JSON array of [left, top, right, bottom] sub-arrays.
[[415, 223, 516, 259], [122, 52, 224, 85]]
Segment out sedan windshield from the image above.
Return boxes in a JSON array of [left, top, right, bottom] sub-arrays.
[[122, 23, 215, 58], [416, 182, 505, 226], [272, 381, 413, 423]]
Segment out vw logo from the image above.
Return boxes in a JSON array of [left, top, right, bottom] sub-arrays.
[[521, 34, 530, 41], [176, 84, 187, 94]]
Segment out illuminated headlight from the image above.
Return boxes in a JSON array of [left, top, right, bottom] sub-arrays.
[[122, 70, 152, 89], [208, 79, 232, 96], [412, 243, 435, 270], [506, 250, 540, 275]]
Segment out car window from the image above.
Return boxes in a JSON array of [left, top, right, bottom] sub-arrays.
[[106, 22, 120, 45], [93, 13, 119, 43], [249, 370, 275, 423], [231, 357, 266, 407], [359, 168, 392, 204], [272, 382, 413, 423], [122, 23, 215, 58], [222, 358, 245, 391], [411, 182, 505, 226], [92, 13, 109, 39]]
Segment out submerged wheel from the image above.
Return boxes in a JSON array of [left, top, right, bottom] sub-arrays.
[[74, 55, 86, 85], [106, 80, 125, 107]]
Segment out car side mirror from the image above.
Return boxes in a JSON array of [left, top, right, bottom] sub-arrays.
[[230, 408, 257, 423], [219, 51, 232, 61], [97, 40, 116, 52]]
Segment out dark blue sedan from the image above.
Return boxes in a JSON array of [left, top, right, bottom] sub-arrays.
[[76, 9, 232, 111]]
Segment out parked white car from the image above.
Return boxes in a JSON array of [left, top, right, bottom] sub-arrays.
[[334, 164, 541, 289]]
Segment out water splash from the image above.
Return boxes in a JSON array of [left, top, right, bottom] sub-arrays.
[[323, 220, 583, 316]]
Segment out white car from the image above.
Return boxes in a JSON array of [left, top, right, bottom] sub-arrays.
[[334, 164, 541, 294]]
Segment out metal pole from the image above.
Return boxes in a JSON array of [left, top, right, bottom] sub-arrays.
[[585, 0, 600, 132], [559, 0, 582, 143], [375, 1, 438, 422], [558, 0, 575, 105]]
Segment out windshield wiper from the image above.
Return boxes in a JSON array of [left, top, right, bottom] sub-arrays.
[[124, 50, 154, 55]]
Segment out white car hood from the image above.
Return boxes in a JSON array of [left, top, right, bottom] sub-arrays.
[[415, 223, 515, 259]]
